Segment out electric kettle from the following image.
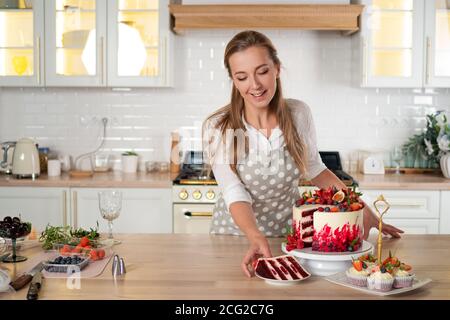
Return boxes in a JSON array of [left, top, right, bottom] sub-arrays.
[[12, 138, 40, 179]]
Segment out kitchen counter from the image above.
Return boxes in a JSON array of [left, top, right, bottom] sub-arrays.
[[353, 172, 450, 190], [0, 171, 178, 188], [1, 234, 448, 300], [1, 171, 449, 190]]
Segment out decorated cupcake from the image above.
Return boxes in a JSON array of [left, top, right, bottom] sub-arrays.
[[346, 259, 370, 287], [367, 266, 394, 292], [358, 253, 378, 270], [393, 263, 414, 288]]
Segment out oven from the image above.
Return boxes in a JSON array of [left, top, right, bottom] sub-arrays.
[[172, 185, 220, 234], [172, 150, 219, 234]]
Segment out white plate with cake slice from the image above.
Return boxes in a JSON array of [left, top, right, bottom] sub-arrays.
[[325, 271, 432, 296], [254, 255, 311, 285]]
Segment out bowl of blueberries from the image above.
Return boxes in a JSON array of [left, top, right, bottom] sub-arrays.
[[43, 255, 90, 273]]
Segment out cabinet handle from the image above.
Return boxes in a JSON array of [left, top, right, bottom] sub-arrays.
[[62, 190, 67, 226], [73, 191, 78, 228], [425, 37, 431, 85], [362, 37, 368, 86], [184, 211, 213, 217], [100, 36, 105, 85], [162, 36, 167, 86], [36, 36, 41, 85]]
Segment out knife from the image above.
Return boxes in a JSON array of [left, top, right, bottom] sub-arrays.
[[26, 271, 42, 300], [10, 261, 44, 291]]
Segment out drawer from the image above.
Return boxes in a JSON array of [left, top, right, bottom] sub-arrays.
[[360, 190, 440, 219], [368, 218, 439, 235]]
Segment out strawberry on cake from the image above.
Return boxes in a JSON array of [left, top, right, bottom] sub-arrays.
[[286, 187, 364, 252]]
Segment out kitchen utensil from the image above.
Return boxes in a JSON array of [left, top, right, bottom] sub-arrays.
[[12, 138, 40, 179], [69, 170, 94, 178], [98, 190, 122, 244], [0, 141, 16, 174], [26, 271, 42, 300], [10, 261, 43, 291]]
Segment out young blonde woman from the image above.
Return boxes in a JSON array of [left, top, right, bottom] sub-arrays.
[[203, 30, 403, 278]]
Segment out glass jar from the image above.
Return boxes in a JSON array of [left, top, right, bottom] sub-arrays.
[[38, 147, 49, 173]]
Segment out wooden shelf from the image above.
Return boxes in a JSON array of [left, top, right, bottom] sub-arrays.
[[169, 4, 364, 35]]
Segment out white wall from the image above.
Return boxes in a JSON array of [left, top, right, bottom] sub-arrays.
[[1, 30, 449, 170]]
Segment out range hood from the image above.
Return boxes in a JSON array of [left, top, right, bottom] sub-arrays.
[[169, 3, 364, 36]]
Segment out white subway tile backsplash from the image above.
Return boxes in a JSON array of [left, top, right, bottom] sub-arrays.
[[1, 30, 450, 167]]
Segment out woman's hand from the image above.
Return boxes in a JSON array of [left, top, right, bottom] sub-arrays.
[[363, 205, 404, 239], [241, 232, 273, 278]]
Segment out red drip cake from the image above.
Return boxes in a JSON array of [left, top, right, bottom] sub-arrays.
[[254, 255, 310, 280], [286, 187, 364, 252]]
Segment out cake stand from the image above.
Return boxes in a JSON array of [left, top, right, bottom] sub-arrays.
[[281, 241, 374, 276]]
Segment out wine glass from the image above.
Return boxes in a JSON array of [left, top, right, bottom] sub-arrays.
[[390, 146, 403, 174], [98, 190, 122, 245]]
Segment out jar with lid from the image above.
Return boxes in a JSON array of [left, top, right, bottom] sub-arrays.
[[38, 147, 49, 173]]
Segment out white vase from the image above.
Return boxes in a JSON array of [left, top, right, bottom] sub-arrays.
[[440, 154, 450, 179], [121, 155, 138, 173]]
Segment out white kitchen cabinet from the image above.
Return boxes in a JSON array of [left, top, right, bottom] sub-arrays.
[[106, 0, 173, 87], [71, 187, 172, 233], [44, 0, 172, 87], [44, 0, 107, 86], [440, 191, 450, 234], [352, 0, 450, 88], [360, 189, 440, 234], [424, 0, 450, 87], [0, 187, 70, 232], [0, 0, 45, 87]]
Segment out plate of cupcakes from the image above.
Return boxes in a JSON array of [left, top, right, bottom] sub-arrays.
[[325, 252, 432, 296]]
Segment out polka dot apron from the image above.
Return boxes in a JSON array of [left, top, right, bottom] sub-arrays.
[[210, 146, 301, 237]]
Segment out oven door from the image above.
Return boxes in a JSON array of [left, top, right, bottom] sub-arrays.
[[173, 203, 214, 234]]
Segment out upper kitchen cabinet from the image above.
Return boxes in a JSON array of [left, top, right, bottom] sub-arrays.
[[353, 0, 450, 88], [45, 0, 107, 86], [107, 0, 172, 87], [424, 0, 450, 87], [353, 0, 425, 87], [44, 0, 172, 87], [0, 0, 45, 87]]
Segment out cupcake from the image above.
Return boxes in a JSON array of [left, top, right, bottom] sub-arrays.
[[346, 260, 370, 287], [358, 253, 378, 270], [393, 264, 414, 288], [367, 270, 394, 292]]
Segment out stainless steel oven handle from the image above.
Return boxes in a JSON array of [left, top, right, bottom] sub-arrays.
[[184, 211, 213, 217]]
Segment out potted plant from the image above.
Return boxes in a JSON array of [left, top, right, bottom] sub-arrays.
[[121, 151, 139, 173]]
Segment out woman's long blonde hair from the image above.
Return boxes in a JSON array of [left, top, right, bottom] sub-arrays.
[[203, 30, 307, 176]]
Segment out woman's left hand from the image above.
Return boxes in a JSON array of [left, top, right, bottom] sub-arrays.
[[362, 205, 404, 239]]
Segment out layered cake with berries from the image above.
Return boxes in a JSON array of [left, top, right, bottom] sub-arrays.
[[286, 187, 364, 252], [254, 255, 310, 281]]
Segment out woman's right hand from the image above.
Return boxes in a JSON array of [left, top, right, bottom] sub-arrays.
[[241, 232, 273, 278]]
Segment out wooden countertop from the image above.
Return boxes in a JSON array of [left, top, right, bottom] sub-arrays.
[[0, 234, 448, 300], [0, 172, 178, 188], [353, 173, 450, 190], [0, 171, 449, 190]]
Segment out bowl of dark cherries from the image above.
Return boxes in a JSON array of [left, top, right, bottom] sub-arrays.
[[0, 216, 32, 263]]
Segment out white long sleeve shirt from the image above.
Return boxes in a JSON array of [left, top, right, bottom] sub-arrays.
[[204, 99, 327, 212]]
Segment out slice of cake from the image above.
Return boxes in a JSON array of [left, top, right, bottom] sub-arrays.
[[287, 187, 364, 252], [254, 255, 310, 280]]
